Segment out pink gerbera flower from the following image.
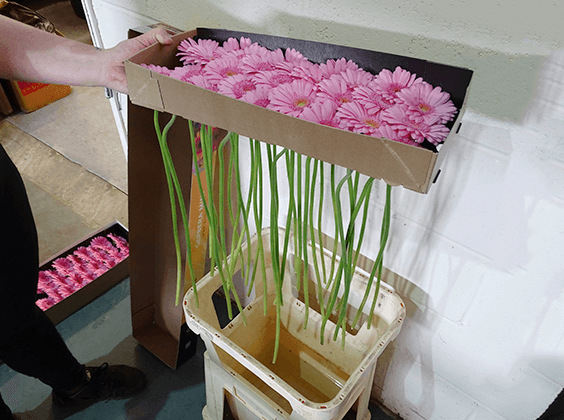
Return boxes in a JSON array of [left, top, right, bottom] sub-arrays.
[[243, 42, 271, 56], [185, 74, 219, 91], [177, 38, 220, 65], [53, 257, 74, 276], [203, 55, 244, 84], [381, 104, 451, 145], [373, 66, 422, 103], [240, 86, 271, 108], [241, 51, 283, 74], [284, 48, 309, 66], [252, 70, 296, 89], [396, 82, 457, 124], [218, 74, 257, 99], [336, 102, 386, 136], [291, 62, 325, 86], [352, 81, 395, 115], [140, 64, 172, 76], [300, 100, 340, 128], [319, 58, 359, 79], [317, 75, 354, 104], [268, 79, 317, 117], [340, 68, 374, 91], [217, 36, 253, 55], [168, 64, 204, 82]]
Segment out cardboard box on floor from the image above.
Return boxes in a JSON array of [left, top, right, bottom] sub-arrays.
[[129, 21, 232, 369], [125, 28, 473, 194], [39, 221, 130, 325], [128, 100, 229, 369]]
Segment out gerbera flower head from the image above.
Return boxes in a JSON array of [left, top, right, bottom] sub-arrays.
[[217, 36, 253, 55], [396, 82, 457, 124], [240, 86, 271, 108], [140, 64, 172, 76], [284, 48, 309, 66], [267, 79, 317, 117], [336, 102, 385, 136], [168, 64, 204, 82], [340, 68, 374, 91], [352, 81, 394, 115], [299, 100, 340, 128], [291, 62, 325, 86], [218, 74, 257, 99], [317, 75, 354, 104], [177, 38, 220, 65], [319, 58, 359, 78], [381, 104, 450, 145], [203, 55, 244, 84], [252, 70, 296, 89], [241, 51, 283, 74], [243, 42, 270, 56], [185, 74, 219, 92], [375, 122, 405, 143], [373, 66, 422, 103]]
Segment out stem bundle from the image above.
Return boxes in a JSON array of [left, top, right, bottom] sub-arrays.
[[154, 113, 393, 361]]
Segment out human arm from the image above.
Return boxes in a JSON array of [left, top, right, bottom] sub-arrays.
[[0, 15, 173, 94]]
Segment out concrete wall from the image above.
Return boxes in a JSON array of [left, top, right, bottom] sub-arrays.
[[90, 1, 564, 418]]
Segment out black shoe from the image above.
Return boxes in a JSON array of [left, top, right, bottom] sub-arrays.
[[52, 363, 147, 408]]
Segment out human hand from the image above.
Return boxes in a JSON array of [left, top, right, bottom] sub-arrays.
[[98, 27, 173, 94]]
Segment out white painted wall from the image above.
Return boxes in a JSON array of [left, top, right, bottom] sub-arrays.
[[89, 1, 564, 418]]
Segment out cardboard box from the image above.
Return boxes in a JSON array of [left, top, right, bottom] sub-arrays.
[[8, 80, 72, 113], [0, 0, 73, 113], [38, 221, 130, 325], [127, 24, 225, 370], [125, 28, 473, 194], [128, 89, 230, 369]]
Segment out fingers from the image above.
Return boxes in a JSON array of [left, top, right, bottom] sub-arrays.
[[138, 27, 174, 48]]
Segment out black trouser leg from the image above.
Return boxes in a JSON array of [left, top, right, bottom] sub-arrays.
[[0, 145, 84, 399]]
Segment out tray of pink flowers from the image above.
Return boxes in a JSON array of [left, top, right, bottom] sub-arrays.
[[36, 221, 129, 325], [126, 28, 473, 193]]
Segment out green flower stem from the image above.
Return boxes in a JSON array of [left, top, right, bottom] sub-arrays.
[[301, 157, 313, 329], [351, 183, 392, 330], [320, 168, 352, 344], [233, 135, 255, 284], [332, 177, 374, 342], [283, 151, 297, 280], [154, 111, 181, 307], [352, 179, 375, 270], [188, 122, 245, 324], [217, 136, 231, 259], [153, 111, 198, 307], [250, 140, 268, 316], [278, 150, 293, 290], [367, 184, 392, 329], [327, 165, 340, 289], [295, 153, 303, 292], [205, 127, 247, 324], [266, 144, 284, 364], [308, 159, 325, 323], [243, 138, 260, 289], [317, 162, 327, 283]]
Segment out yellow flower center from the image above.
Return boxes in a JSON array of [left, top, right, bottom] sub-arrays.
[[364, 119, 380, 128], [419, 103, 430, 112], [294, 98, 310, 108]]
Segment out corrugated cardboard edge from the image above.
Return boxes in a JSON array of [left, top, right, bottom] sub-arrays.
[[125, 30, 471, 194]]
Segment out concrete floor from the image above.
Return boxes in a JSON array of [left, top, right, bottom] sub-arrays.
[[0, 2, 398, 419]]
